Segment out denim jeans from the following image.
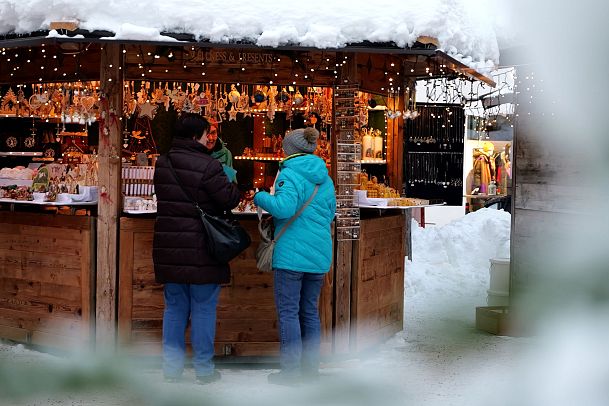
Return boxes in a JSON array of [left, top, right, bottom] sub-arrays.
[[273, 268, 325, 375], [162, 283, 220, 378]]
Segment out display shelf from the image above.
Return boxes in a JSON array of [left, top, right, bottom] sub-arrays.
[[0, 151, 43, 157], [0, 114, 62, 122], [121, 209, 270, 215], [123, 209, 156, 215], [234, 156, 283, 162], [0, 198, 97, 206], [357, 203, 446, 210], [361, 159, 387, 164]]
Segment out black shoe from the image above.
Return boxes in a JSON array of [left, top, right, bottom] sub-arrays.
[[267, 371, 300, 386], [196, 370, 221, 385]]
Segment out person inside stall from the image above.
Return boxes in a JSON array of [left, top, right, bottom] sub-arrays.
[[254, 127, 336, 386], [153, 114, 240, 385], [204, 117, 237, 183]]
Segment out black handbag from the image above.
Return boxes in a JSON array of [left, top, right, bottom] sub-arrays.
[[167, 155, 251, 263]]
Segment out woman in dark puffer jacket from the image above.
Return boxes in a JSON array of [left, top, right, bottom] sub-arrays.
[[153, 114, 240, 384]]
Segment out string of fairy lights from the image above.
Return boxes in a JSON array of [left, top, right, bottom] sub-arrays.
[[0, 42, 553, 154]]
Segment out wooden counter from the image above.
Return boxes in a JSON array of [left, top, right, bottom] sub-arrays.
[[351, 211, 406, 352], [0, 212, 95, 350], [118, 216, 333, 357], [118, 211, 407, 358]]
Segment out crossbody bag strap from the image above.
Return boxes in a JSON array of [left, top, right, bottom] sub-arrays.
[[273, 184, 319, 243], [166, 154, 202, 211]]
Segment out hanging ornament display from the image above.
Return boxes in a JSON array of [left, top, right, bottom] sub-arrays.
[[228, 84, 241, 105], [228, 105, 238, 121], [0, 88, 18, 115], [127, 116, 157, 160], [253, 87, 266, 104], [24, 121, 36, 148], [138, 101, 158, 119], [293, 89, 304, 106], [6, 136, 17, 149]]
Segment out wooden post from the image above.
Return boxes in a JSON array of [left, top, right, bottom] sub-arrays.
[[331, 52, 358, 354], [96, 44, 123, 350]]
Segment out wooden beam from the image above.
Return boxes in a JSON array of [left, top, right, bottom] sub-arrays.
[[49, 20, 80, 32], [96, 44, 123, 350]]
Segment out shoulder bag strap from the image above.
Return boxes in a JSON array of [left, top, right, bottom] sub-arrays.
[[273, 184, 319, 243]]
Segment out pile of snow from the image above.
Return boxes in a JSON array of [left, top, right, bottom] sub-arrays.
[[406, 208, 511, 304], [0, 0, 509, 69]]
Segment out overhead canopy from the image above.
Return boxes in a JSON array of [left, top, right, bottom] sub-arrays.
[[0, 36, 495, 89]]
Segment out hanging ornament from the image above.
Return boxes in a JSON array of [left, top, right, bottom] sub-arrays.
[[276, 87, 289, 104], [253, 88, 266, 103], [228, 105, 238, 121], [238, 87, 249, 112], [1, 88, 18, 115], [6, 136, 18, 149], [138, 101, 158, 119], [228, 84, 241, 105], [267, 102, 276, 122], [24, 121, 36, 148], [293, 89, 304, 106]]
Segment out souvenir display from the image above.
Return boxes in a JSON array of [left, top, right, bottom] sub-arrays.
[[0, 185, 33, 200]]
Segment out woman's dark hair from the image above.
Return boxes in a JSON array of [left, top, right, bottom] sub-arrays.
[[175, 113, 210, 140]]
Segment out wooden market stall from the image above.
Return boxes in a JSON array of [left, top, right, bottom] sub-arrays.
[[0, 35, 493, 357]]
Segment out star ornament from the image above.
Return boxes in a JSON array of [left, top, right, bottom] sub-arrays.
[[228, 105, 238, 121], [138, 101, 158, 119]]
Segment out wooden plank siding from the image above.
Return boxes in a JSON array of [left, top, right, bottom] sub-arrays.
[[350, 212, 405, 353], [511, 75, 583, 300], [118, 217, 334, 357], [0, 212, 95, 350]]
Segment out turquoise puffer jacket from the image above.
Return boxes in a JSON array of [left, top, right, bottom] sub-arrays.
[[254, 154, 336, 273]]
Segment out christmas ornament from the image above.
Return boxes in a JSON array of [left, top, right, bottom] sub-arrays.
[[228, 84, 241, 104], [228, 105, 238, 121], [293, 89, 304, 106], [6, 136, 17, 149], [138, 101, 158, 119]]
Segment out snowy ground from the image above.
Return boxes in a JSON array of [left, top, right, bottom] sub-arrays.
[[0, 209, 569, 406]]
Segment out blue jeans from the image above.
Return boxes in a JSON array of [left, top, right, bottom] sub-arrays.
[[162, 283, 220, 378], [273, 268, 325, 375]]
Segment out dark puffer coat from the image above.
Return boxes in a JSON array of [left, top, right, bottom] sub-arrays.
[[153, 137, 240, 285]]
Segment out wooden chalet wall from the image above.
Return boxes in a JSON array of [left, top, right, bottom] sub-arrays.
[[510, 68, 580, 310], [0, 213, 95, 350], [118, 217, 334, 357]]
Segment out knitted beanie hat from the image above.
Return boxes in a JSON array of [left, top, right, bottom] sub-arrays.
[[282, 127, 319, 156]]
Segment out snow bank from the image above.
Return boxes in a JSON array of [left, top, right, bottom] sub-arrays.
[[0, 0, 508, 68], [406, 208, 511, 303]]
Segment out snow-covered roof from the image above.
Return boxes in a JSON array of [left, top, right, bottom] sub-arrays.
[[0, 0, 508, 71]]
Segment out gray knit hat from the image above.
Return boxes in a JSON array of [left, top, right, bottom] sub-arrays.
[[282, 127, 319, 156]]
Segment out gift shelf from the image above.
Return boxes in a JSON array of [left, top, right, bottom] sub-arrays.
[[0, 198, 97, 206]]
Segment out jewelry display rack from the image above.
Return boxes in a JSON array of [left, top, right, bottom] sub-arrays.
[[334, 85, 361, 241]]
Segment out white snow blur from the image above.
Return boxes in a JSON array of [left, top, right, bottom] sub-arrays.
[[0, 0, 509, 69]]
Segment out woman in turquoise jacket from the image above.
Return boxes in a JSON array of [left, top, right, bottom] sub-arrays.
[[254, 127, 336, 385]]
